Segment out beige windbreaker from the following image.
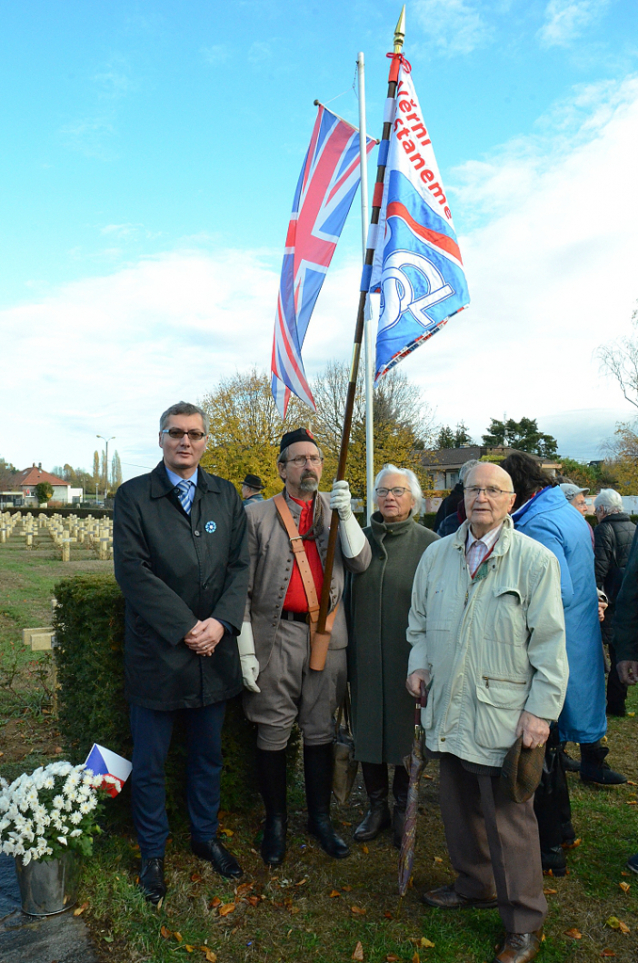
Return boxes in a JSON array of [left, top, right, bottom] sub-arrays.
[[407, 515, 568, 768]]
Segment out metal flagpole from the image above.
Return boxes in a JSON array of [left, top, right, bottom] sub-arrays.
[[357, 51, 375, 526], [310, 7, 406, 670]]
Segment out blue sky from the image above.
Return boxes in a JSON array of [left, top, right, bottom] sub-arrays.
[[2, 0, 638, 478]]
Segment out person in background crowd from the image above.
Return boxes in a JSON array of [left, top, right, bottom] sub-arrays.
[[347, 465, 438, 848], [501, 453, 626, 877], [612, 527, 638, 873], [434, 459, 478, 534], [407, 461, 567, 963], [240, 428, 371, 866], [241, 473, 265, 506], [113, 402, 250, 904], [560, 482, 594, 547], [594, 489, 636, 716]]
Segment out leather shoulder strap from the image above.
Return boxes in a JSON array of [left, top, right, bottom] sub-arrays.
[[274, 493, 320, 622]]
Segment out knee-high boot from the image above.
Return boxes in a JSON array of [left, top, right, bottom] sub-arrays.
[[354, 763, 390, 842], [256, 748, 288, 866], [580, 740, 627, 785], [303, 743, 350, 859]]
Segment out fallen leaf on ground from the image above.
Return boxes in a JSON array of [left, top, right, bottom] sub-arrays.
[[342, 884, 352, 891], [386, 955, 399, 962], [295, 878, 307, 886], [564, 928, 582, 939], [543, 887, 558, 895], [362, 844, 369, 854], [247, 895, 260, 907], [174, 932, 183, 942], [160, 925, 172, 939], [606, 916, 630, 934], [621, 871, 630, 876], [627, 712, 635, 717], [185, 947, 194, 953], [384, 910, 393, 919], [190, 873, 203, 883], [412, 953, 420, 963], [563, 837, 581, 849], [433, 856, 442, 863], [219, 827, 234, 835], [329, 890, 340, 898], [626, 780, 636, 786], [626, 800, 637, 806], [619, 881, 630, 893], [600, 952, 616, 958], [200, 948, 217, 962], [420, 937, 435, 948], [54, 746, 63, 753], [208, 897, 221, 909], [423, 773, 433, 780], [235, 882, 254, 897], [73, 902, 89, 916], [218, 902, 236, 916], [352, 941, 364, 961], [351, 905, 366, 915]]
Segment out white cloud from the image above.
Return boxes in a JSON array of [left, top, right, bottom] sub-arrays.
[[413, 0, 493, 56], [58, 118, 118, 161], [539, 0, 610, 48]]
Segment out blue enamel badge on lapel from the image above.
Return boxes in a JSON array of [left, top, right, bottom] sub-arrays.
[[205, 520, 217, 534]]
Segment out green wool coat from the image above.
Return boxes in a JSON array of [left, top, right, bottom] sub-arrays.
[[347, 513, 438, 765]]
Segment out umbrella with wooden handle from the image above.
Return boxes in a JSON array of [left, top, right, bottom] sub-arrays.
[[398, 679, 430, 898]]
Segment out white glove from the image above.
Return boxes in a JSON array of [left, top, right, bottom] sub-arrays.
[[330, 479, 353, 520], [237, 623, 260, 693], [330, 480, 366, 558]]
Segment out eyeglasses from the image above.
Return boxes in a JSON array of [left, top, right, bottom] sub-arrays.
[[286, 455, 323, 467], [464, 486, 514, 499], [376, 487, 410, 498], [162, 429, 207, 441]]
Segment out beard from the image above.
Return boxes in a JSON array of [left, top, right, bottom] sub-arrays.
[[299, 472, 319, 493]]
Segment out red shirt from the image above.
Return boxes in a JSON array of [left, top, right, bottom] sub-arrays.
[[283, 495, 324, 612]]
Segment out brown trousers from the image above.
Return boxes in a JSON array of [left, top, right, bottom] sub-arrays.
[[439, 754, 547, 933]]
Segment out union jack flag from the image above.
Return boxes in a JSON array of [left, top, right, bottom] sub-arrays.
[[271, 105, 376, 417]]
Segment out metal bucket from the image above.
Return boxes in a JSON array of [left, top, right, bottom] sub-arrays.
[[15, 851, 80, 916]]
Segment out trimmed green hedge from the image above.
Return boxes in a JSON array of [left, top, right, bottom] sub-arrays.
[[52, 574, 261, 823]]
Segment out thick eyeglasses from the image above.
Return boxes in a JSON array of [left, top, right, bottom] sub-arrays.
[[376, 486, 410, 497], [162, 428, 207, 441], [287, 455, 323, 467], [464, 486, 514, 499]]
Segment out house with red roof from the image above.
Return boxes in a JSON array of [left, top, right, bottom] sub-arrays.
[[11, 465, 75, 505]]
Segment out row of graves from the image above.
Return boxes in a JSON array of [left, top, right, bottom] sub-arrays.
[[0, 511, 114, 561]]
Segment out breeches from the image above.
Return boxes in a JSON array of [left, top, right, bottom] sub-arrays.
[[439, 754, 547, 933], [243, 619, 346, 751]]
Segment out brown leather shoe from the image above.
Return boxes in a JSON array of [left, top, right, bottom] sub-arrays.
[[421, 882, 498, 909], [493, 929, 543, 963]]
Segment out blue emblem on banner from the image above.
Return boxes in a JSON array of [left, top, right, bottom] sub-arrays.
[[205, 520, 217, 534]]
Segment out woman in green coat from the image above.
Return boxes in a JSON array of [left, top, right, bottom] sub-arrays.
[[347, 465, 438, 846]]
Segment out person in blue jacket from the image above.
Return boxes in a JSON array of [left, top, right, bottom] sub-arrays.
[[501, 453, 626, 872]]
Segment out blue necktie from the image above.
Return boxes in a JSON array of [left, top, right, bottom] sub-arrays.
[[175, 479, 192, 514]]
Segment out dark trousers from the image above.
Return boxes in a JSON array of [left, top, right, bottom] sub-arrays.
[[607, 642, 628, 713], [130, 701, 226, 858], [439, 755, 547, 933]]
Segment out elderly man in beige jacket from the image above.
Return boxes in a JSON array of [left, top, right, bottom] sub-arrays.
[[406, 462, 568, 963]]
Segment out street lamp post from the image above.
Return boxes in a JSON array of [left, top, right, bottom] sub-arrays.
[[96, 435, 115, 502]]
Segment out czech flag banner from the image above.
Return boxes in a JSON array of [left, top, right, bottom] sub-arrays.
[[271, 105, 376, 417], [369, 62, 469, 381], [84, 743, 132, 798]]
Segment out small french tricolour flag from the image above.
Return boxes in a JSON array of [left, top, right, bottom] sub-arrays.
[[84, 744, 132, 798]]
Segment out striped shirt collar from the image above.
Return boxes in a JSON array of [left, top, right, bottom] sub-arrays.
[[465, 522, 503, 557]]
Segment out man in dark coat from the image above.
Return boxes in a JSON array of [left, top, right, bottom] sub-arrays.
[[614, 526, 638, 873], [114, 401, 250, 904], [593, 488, 636, 715], [434, 459, 478, 534], [242, 473, 265, 506]]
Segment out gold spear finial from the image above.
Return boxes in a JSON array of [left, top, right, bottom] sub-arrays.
[[394, 5, 406, 54]]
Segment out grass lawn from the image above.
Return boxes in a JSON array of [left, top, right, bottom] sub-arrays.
[[0, 533, 637, 963]]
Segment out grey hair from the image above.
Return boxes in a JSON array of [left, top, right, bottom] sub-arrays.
[[459, 458, 479, 483], [277, 444, 324, 465], [594, 488, 623, 515], [374, 464, 423, 517], [159, 402, 209, 434]]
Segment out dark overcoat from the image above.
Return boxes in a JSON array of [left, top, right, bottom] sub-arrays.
[[113, 461, 249, 711], [346, 513, 438, 765]]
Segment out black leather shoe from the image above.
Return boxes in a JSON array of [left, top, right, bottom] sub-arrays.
[[139, 857, 166, 905], [261, 814, 287, 866], [493, 928, 543, 963], [191, 838, 243, 878], [541, 845, 567, 876], [421, 882, 498, 909], [353, 802, 391, 842], [308, 814, 350, 859]]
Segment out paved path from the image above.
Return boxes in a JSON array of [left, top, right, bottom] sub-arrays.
[[0, 854, 98, 963]]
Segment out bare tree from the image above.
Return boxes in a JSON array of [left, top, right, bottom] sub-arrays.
[[597, 302, 638, 409]]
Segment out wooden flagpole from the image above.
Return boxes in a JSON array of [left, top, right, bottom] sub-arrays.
[[310, 7, 406, 670]]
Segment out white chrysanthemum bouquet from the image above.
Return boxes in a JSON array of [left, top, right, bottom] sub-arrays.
[[0, 761, 120, 864]]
